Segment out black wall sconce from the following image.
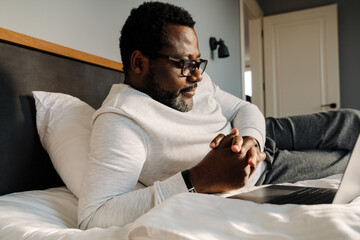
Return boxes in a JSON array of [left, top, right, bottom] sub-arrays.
[[209, 37, 229, 58]]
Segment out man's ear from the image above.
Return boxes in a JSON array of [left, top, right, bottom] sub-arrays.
[[130, 50, 149, 75]]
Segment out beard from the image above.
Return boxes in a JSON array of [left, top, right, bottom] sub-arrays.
[[143, 67, 195, 112]]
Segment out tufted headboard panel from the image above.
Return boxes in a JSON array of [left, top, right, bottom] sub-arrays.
[[0, 27, 124, 195]]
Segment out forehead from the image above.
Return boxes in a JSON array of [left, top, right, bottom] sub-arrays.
[[162, 24, 200, 57]]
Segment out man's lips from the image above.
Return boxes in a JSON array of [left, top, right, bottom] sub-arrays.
[[180, 84, 197, 98]]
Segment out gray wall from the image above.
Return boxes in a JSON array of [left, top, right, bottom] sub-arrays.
[[0, 0, 243, 98], [257, 0, 360, 110]]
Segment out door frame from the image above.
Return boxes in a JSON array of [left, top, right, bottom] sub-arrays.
[[239, 0, 264, 113]]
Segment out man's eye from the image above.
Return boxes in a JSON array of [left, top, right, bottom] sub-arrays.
[[184, 60, 195, 68], [172, 60, 183, 68]]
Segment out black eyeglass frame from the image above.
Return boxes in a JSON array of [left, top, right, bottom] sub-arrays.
[[155, 53, 208, 77]]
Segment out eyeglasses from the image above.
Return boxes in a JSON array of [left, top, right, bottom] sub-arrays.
[[156, 53, 208, 77]]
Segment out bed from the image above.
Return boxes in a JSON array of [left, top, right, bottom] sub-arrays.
[[1, 27, 360, 240]]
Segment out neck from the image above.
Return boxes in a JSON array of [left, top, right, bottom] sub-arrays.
[[124, 72, 145, 94]]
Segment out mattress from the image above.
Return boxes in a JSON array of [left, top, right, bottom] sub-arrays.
[[1, 174, 360, 240]]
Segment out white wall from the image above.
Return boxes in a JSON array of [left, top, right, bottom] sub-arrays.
[[0, 0, 243, 97]]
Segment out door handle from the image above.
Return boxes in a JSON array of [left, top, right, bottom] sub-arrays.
[[321, 103, 337, 109]]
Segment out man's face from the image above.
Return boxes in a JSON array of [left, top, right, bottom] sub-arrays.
[[143, 24, 203, 112]]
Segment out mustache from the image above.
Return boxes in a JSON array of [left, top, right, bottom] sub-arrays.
[[181, 83, 198, 92]]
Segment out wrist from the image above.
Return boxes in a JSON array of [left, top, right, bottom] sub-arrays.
[[187, 167, 210, 193]]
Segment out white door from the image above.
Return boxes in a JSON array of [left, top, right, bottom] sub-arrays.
[[263, 4, 340, 117]]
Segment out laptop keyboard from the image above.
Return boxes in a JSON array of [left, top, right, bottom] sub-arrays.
[[267, 187, 337, 205]]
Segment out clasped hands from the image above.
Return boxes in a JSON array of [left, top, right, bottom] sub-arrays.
[[189, 128, 266, 193]]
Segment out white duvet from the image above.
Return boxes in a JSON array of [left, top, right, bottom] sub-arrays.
[[1, 174, 360, 240]]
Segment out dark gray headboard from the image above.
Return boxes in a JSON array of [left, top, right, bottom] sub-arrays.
[[0, 27, 124, 196]]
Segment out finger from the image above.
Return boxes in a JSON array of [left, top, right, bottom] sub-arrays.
[[244, 164, 252, 182], [231, 136, 243, 153], [257, 151, 267, 163], [247, 147, 257, 167], [248, 149, 266, 167], [248, 149, 266, 176], [231, 128, 239, 136], [218, 128, 240, 147], [211, 128, 239, 148], [210, 133, 225, 148], [240, 137, 258, 157]]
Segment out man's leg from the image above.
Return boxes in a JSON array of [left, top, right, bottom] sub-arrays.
[[257, 109, 360, 185]]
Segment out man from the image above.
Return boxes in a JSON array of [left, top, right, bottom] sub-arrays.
[[78, 2, 360, 229]]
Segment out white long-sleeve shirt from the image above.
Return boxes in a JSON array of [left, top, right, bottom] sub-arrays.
[[78, 72, 266, 229]]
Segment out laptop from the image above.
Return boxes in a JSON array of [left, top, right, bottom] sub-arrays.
[[228, 134, 360, 205]]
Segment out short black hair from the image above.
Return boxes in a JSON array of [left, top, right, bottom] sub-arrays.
[[120, 1, 195, 73]]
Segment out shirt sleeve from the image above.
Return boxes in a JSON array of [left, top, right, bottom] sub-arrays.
[[211, 81, 266, 151], [77, 113, 189, 229]]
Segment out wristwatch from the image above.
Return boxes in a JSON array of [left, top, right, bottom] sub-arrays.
[[181, 169, 197, 193]]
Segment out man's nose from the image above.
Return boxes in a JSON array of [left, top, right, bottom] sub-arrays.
[[187, 68, 203, 82]]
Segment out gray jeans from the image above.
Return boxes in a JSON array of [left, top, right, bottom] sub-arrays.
[[256, 109, 360, 185]]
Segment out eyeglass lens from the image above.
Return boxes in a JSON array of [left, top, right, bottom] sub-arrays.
[[182, 60, 206, 76]]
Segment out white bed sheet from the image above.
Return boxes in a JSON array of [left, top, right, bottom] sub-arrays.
[[1, 175, 360, 240]]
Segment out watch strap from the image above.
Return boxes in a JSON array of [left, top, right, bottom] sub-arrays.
[[181, 169, 197, 193]]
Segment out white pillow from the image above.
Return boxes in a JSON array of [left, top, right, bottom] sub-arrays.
[[33, 91, 94, 198]]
